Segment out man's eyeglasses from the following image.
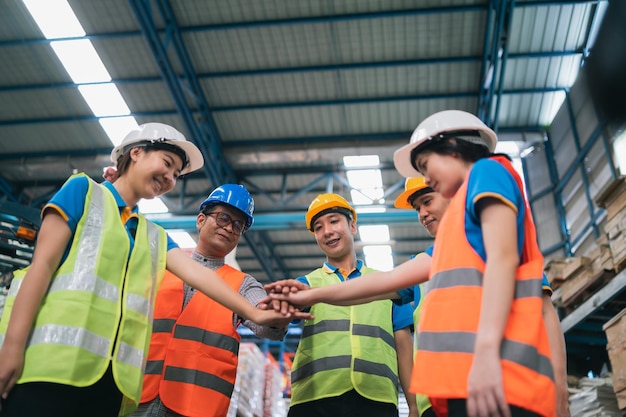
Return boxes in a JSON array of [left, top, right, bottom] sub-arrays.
[[205, 211, 247, 236]]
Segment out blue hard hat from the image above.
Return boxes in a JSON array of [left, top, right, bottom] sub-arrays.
[[199, 184, 254, 229]]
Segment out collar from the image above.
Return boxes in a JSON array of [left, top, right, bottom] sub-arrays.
[[103, 181, 139, 214], [191, 251, 225, 269], [322, 259, 363, 276]]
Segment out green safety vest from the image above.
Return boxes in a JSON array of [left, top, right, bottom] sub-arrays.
[[0, 174, 167, 415], [290, 266, 399, 407]]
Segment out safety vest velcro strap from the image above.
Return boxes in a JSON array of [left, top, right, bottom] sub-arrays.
[[29, 324, 110, 358], [116, 341, 145, 369], [152, 318, 176, 333], [419, 331, 554, 380], [302, 319, 350, 338], [291, 355, 352, 383], [163, 365, 234, 397], [352, 324, 395, 349], [173, 324, 239, 355], [431, 269, 542, 299], [354, 358, 399, 386], [145, 359, 164, 375]]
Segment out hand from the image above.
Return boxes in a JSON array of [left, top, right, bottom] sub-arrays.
[[267, 289, 317, 311], [466, 349, 510, 417], [102, 166, 118, 182], [0, 344, 25, 411], [251, 307, 313, 327], [556, 387, 571, 417], [264, 279, 310, 294], [264, 279, 311, 315]]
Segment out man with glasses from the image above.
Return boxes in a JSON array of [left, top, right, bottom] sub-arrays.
[[131, 184, 291, 417]]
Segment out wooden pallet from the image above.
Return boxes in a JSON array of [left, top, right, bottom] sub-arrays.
[[562, 269, 616, 314]]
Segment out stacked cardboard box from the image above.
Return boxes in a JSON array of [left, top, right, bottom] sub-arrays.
[[596, 177, 626, 272], [603, 308, 626, 410]]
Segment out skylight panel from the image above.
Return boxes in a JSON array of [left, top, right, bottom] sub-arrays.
[[79, 84, 131, 117], [346, 169, 383, 189], [51, 40, 111, 83], [22, 0, 84, 38], [99, 117, 140, 147], [363, 245, 394, 271], [350, 188, 385, 205], [359, 225, 390, 243]]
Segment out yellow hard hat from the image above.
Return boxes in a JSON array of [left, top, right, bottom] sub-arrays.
[[305, 193, 357, 232], [394, 177, 434, 209]]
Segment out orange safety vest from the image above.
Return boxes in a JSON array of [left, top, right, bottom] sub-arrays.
[[141, 265, 245, 417], [411, 156, 555, 417]]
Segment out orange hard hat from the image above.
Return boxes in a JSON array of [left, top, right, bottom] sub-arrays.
[[394, 177, 434, 209]]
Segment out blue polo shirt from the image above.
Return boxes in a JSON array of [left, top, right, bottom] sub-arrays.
[[394, 203, 552, 306], [44, 175, 178, 264], [297, 259, 413, 331]]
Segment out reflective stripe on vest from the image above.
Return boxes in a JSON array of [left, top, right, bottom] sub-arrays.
[[140, 266, 245, 417], [0, 174, 166, 413], [411, 156, 555, 417], [290, 266, 399, 407]]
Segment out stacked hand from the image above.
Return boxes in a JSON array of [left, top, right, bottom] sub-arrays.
[[259, 279, 315, 316]]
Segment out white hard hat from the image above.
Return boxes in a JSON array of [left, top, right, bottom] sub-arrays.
[[110, 123, 204, 175], [393, 110, 497, 178]]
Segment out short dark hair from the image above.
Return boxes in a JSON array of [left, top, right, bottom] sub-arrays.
[[410, 136, 491, 174], [407, 187, 435, 207], [310, 207, 353, 231]]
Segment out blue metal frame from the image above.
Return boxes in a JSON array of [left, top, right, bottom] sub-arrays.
[[129, 0, 290, 280]]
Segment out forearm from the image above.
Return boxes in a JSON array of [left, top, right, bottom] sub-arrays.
[[4, 266, 53, 349], [476, 202, 518, 351], [314, 255, 430, 306], [543, 295, 570, 416], [475, 257, 517, 351], [167, 249, 258, 320], [316, 283, 399, 306], [241, 277, 289, 340], [395, 328, 418, 414]]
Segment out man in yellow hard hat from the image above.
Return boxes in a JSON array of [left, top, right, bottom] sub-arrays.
[[285, 193, 417, 417]]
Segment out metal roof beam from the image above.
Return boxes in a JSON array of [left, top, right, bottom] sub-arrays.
[[0, 1, 602, 49], [0, 51, 582, 93], [151, 209, 422, 231], [129, 0, 289, 280]]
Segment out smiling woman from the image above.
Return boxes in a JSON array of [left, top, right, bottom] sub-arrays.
[[0, 123, 305, 417]]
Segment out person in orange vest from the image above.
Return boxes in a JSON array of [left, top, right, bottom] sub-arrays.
[[0, 123, 306, 417], [265, 177, 570, 417], [394, 109, 556, 417], [131, 184, 292, 417]]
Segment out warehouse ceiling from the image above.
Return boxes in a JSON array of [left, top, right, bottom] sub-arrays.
[[0, 0, 607, 283]]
